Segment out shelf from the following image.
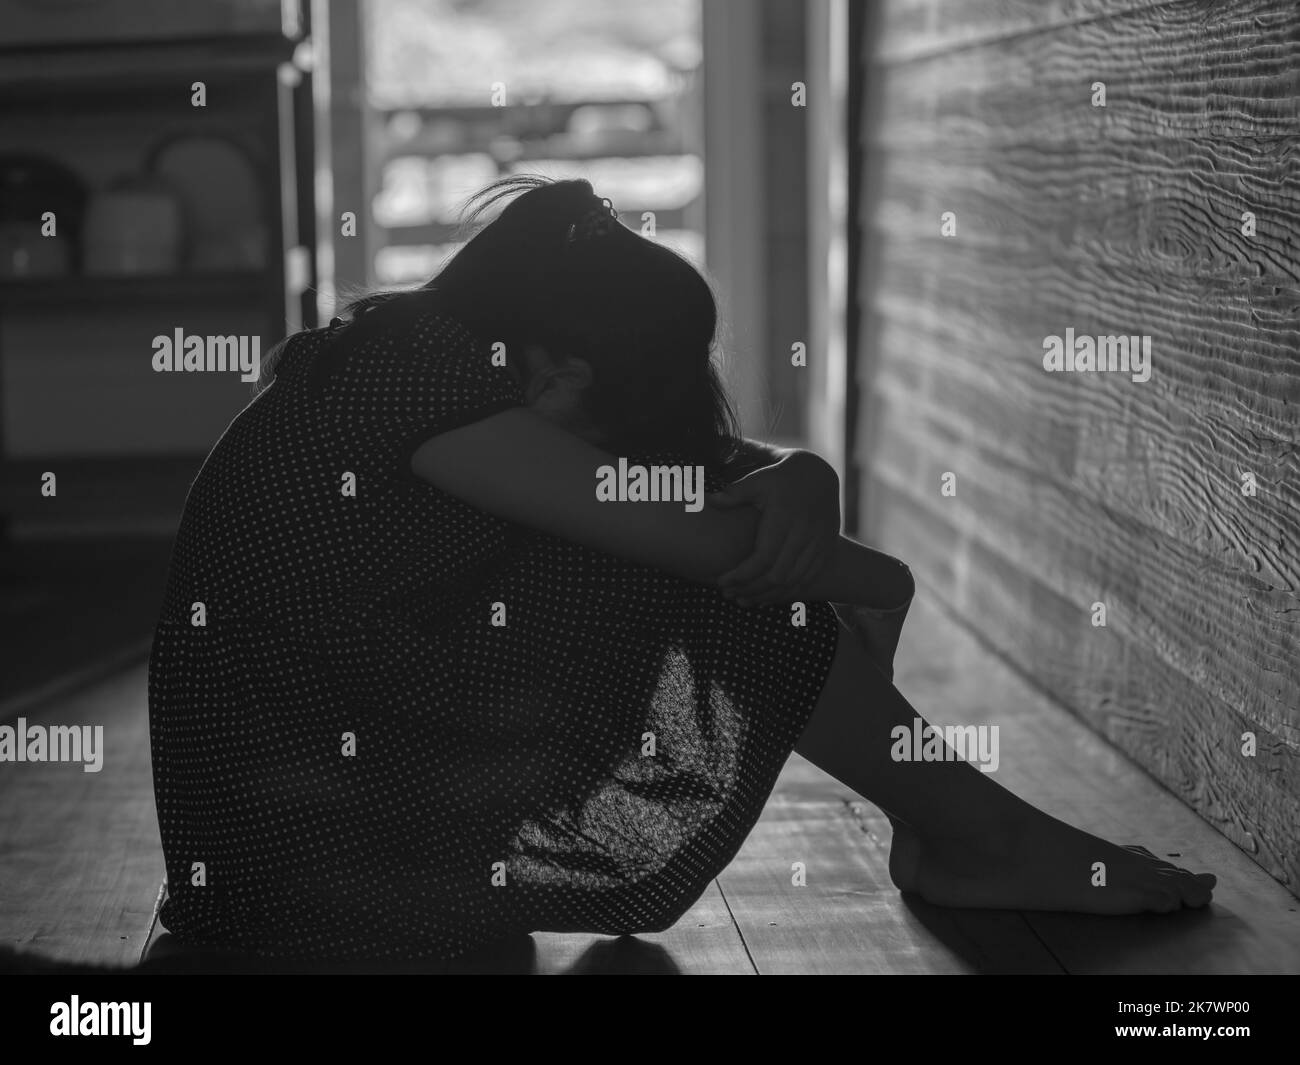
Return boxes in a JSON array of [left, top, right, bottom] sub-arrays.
[[0, 271, 271, 310], [0, 36, 299, 99]]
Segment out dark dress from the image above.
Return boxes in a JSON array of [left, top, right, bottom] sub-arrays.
[[147, 306, 840, 960]]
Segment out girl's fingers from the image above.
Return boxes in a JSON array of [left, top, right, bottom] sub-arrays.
[[733, 539, 833, 607], [754, 538, 806, 592], [718, 517, 788, 586], [728, 540, 816, 600], [724, 529, 809, 597], [786, 540, 826, 591], [747, 544, 824, 605]]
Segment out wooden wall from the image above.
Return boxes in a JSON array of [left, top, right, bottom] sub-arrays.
[[853, 0, 1300, 892]]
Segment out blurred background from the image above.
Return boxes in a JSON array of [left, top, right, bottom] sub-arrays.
[[0, 0, 848, 708]]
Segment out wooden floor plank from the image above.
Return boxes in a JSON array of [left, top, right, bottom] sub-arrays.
[[529, 882, 754, 974], [893, 593, 1300, 974], [0, 664, 162, 967], [717, 789, 971, 974], [720, 754, 1063, 974], [140, 879, 754, 974], [843, 799, 1065, 974]]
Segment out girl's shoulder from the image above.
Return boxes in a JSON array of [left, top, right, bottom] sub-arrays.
[[325, 297, 495, 376], [256, 325, 333, 391], [404, 304, 489, 355], [278, 299, 473, 387]]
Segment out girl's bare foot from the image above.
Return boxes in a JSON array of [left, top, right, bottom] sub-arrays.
[[799, 616, 1217, 917], [888, 815, 1216, 914]]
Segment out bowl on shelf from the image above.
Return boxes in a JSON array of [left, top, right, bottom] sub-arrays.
[[148, 132, 268, 273]]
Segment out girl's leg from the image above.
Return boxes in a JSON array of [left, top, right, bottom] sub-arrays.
[[795, 616, 1216, 914]]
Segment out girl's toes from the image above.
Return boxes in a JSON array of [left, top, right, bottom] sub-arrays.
[[1160, 868, 1213, 908], [1184, 873, 1216, 907], [1145, 889, 1181, 914]]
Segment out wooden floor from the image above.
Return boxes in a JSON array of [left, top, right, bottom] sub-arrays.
[[0, 535, 171, 712], [2, 594, 1298, 974]]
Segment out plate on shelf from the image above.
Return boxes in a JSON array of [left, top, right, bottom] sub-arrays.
[[148, 133, 268, 273]]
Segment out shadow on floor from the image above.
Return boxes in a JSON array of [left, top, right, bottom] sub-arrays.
[[0, 934, 683, 976], [899, 891, 1224, 974]]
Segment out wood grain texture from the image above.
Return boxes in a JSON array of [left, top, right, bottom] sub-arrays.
[[855, 0, 1300, 895], [717, 753, 1064, 974], [858, 255, 1300, 742], [873, 0, 1169, 62], [528, 882, 757, 974], [868, 139, 1300, 286], [859, 357, 1299, 741], [0, 665, 163, 966], [715, 789, 976, 973], [140, 880, 755, 975], [868, 0, 1300, 143], [891, 596, 1300, 973], [867, 474, 1300, 888]]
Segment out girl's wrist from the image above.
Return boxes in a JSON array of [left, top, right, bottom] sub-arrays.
[[783, 450, 842, 512]]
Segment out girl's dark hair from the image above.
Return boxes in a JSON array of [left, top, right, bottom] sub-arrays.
[[305, 174, 742, 469]]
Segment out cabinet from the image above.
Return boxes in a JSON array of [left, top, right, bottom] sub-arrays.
[[0, 9, 319, 536]]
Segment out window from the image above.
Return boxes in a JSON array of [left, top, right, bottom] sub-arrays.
[[360, 0, 704, 285]]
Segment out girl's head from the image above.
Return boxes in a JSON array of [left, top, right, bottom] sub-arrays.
[[345, 175, 741, 468]]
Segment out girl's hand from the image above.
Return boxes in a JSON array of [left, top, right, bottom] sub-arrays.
[[708, 450, 841, 605]]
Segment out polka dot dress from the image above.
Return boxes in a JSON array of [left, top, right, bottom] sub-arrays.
[[147, 306, 841, 961]]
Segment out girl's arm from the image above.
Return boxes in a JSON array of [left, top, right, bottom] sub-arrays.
[[412, 407, 755, 584], [410, 407, 910, 608]]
